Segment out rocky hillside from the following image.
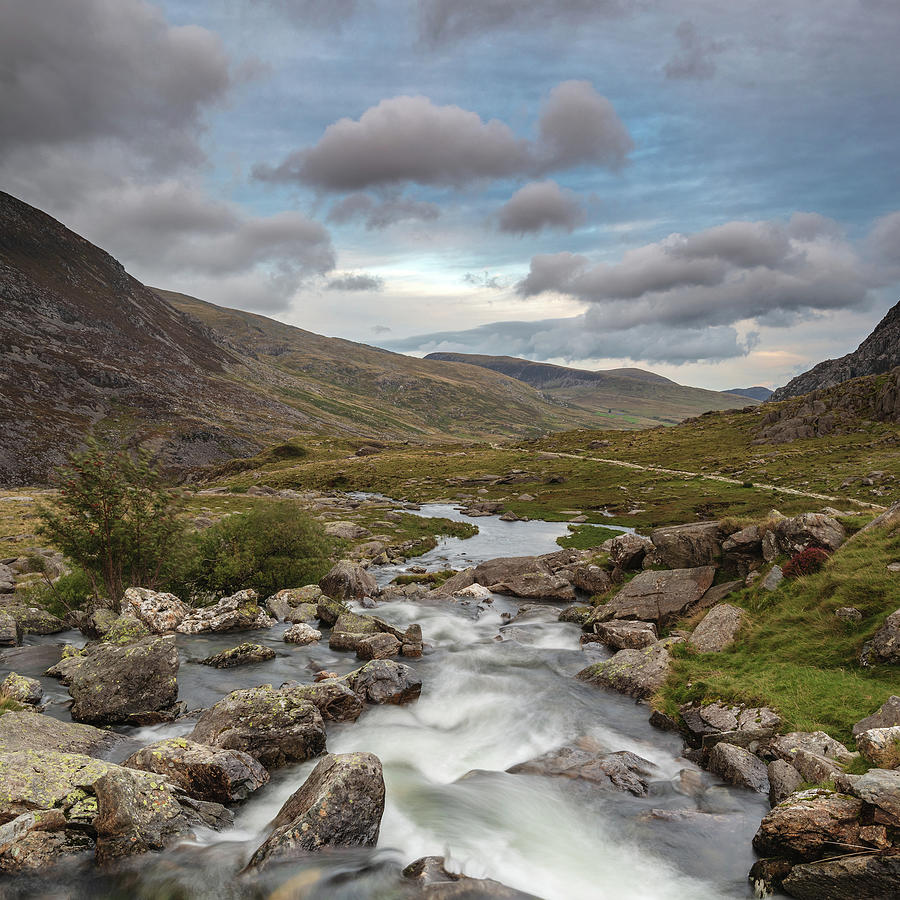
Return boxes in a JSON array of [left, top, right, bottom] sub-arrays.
[[771, 300, 900, 401], [724, 386, 773, 402], [425, 352, 754, 427], [0, 193, 597, 485]]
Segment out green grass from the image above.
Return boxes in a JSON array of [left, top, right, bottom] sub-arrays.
[[557, 524, 623, 549], [658, 520, 900, 745]]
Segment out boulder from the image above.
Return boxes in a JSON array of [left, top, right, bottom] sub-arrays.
[[488, 573, 576, 602], [438, 567, 476, 594], [283, 622, 322, 644], [781, 852, 900, 900], [356, 632, 401, 660], [0, 711, 125, 757], [0, 612, 21, 647], [177, 589, 275, 634], [402, 856, 542, 898], [764, 731, 855, 767], [122, 587, 190, 633], [246, 752, 384, 870], [189, 685, 327, 768], [789, 750, 844, 785], [324, 521, 371, 541], [762, 565, 784, 591], [721, 525, 764, 573], [0, 672, 42, 705], [80, 606, 119, 639], [124, 737, 269, 803], [688, 603, 745, 652], [47, 634, 179, 725], [851, 768, 900, 824], [329, 610, 381, 651], [679, 701, 781, 751], [452, 583, 494, 600], [570, 564, 613, 596], [584, 619, 658, 650], [859, 609, 900, 666], [200, 642, 276, 668], [708, 742, 769, 793], [587, 566, 716, 627], [282, 680, 365, 722], [606, 533, 653, 570], [647, 522, 722, 569], [558, 604, 592, 625], [576, 640, 674, 699], [265, 585, 322, 621], [853, 696, 900, 737], [507, 744, 654, 796], [0, 604, 65, 636], [772, 513, 846, 556], [343, 659, 422, 705], [856, 727, 900, 769], [319, 561, 378, 601], [316, 594, 350, 625], [768, 759, 804, 806], [102, 614, 150, 644]]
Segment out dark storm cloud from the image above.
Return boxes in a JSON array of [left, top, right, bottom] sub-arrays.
[[326, 273, 385, 291], [327, 193, 441, 230], [664, 21, 724, 81], [0, 0, 231, 167], [254, 82, 632, 191], [497, 182, 586, 234]]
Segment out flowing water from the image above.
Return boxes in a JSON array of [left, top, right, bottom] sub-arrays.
[[0, 503, 768, 899]]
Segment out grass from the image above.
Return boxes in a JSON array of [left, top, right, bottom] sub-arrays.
[[657, 519, 900, 745], [557, 524, 624, 549]]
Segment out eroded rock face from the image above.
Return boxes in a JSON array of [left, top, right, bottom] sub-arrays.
[[123, 587, 190, 633], [177, 590, 275, 634], [319, 561, 378, 601], [246, 752, 384, 870], [576, 640, 675, 699], [647, 522, 723, 569], [124, 738, 269, 803], [687, 604, 745, 653], [200, 642, 276, 668], [605, 533, 653, 570], [189, 685, 327, 768], [343, 659, 422, 705]]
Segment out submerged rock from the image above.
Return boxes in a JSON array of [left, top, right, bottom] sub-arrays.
[[402, 855, 543, 898]]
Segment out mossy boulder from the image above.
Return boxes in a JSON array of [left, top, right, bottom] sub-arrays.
[[200, 642, 276, 669]]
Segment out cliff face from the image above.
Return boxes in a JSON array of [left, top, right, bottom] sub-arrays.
[[770, 302, 900, 401]]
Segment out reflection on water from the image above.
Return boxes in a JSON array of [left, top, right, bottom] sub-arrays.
[[0, 502, 763, 899]]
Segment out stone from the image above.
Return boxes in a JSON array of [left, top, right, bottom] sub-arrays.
[[283, 622, 322, 644], [558, 605, 592, 625], [283, 680, 365, 722], [265, 585, 322, 621], [472, 555, 576, 602], [356, 632, 401, 660], [768, 759, 804, 805], [124, 737, 269, 803], [587, 566, 716, 627], [402, 856, 542, 898], [189, 685, 327, 768], [856, 726, 900, 769], [0, 612, 21, 647], [437, 567, 476, 594], [452, 583, 494, 600], [789, 750, 844, 785], [0, 672, 42, 705], [860, 608, 900, 665], [102, 614, 150, 644], [81, 606, 119, 638], [606, 533, 654, 570], [851, 768, 900, 824], [584, 619, 658, 650], [772, 513, 846, 556], [177, 589, 275, 634], [0, 711, 125, 757], [648, 522, 722, 568], [569, 564, 613, 596], [722, 524, 763, 563], [246, 752, 384, 870], [781, 852, 900, 900], [688, 603, 745, 652], [200, 642, 276, 668], [122, 586, 190, 633], [576, 640, 674, 699], [853, 696, 900, 737], [680, 701, 781, 750], [319, 561, 378, 601], [47, 634, 178, 725], [707, 742, 769, 793], [765, 731, 855, 767], [329, 610, 381, 651], [316, 594, 350, 625], [343, 659, 422, 705], [0, 605, 65, 636], [834, 606, 863, 623], [324, 521, 371, 541], [762, 565, 783, 591]]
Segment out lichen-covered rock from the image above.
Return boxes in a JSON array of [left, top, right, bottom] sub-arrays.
[[859, 609, 900, 666], [570, 564, 613, 596], [47, 634, 178, 726], [0, 711, 125, 757], [177, 590, 275, 634], [342, 659, 422, 705], [329, 610, 381, 651], [246, 752, 384, 870], [189, 684, 327, 768], [200, 642, 276, 668], [851, 768, 900, 825], [123, 587, 191, 633], [124, 737, 269, 803], [0, 672, 42, 705], [583, 619, 658, 650], [688, 603, 745, 653], [772, 513, 846, 556], [101, 614, 150, 644], [707, 742, 769, 793], [356, 632, 401, 660], [853, 696, 900, 737], [265, 585, 322, 621], [0, 612, 21, 647], [679, 701, 781, 751], [605, 533, 654, 570], [647, 522, 723, 568], [0, 605, 65, 636], [283, 622, 322, 644], [81, 606, 119, 639], [764, 731, 855, 766], [558, 605, 592, 625], [316, 594, 350, 625], [576, 640, 674, 699], [781, 852, 900, 900], [281, 680, 364, 722], [472, 555, 576, 602], [319, 561, 377, 601], [856, 726, 900, 769]]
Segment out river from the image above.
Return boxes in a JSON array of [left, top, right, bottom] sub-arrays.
[[0, 503, 768, 899]]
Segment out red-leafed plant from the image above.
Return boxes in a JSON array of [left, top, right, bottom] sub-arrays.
[[782, 546, 830, 579]]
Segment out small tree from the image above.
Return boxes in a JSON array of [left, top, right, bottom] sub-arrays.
[[37, 439, 185, 606]]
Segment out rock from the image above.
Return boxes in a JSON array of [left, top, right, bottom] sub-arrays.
[[0, 711, 125, 756], [0, 612, 21, 646], [762, 565, 784, 591], [587, 566, 716, 627], [696, 580, 742, 608], [80, 606, 119, 638], [177, 590, 275, 634], [648, 522, 722, 569], [246, 752, 384, 870], [722, 524, 763, 571], [688, 603, 745, 652], [324, 521, 372, 541], [708, 742, 769, 793], [438, 567, 476, 594], [47, 634, 179, 725], [0, 605, 65, 635], [200, 642, 276, 668], [189, 685, 327, 768], [765, 731, 856, 767], [316, 594, 350, 625], [835, 606, 863, 623], [772, 513, 846, 556], [749, 857, 794, 896], [789, 750, 845, 785], [319, 561, 378, 601], [680, 701, 781, 750], [584, 619, 658, 650], [402, 856, 542, 898], [356, 632, 401, 659], [508, 744, 654, 796], [0, 672, 41, 705], [343, 659, 422, 705], [329, 610, 381, 651], [124, 737, 269, 803], [102, 614, 150, 644], [558, 604, 592, 625], [851, 768, 900, 824], [860, 608, 900, 666], [780, 852, 900, 899], [768, 759, 804, 805], [283, 622, 322, 644], [576, 640, 674, 699], [856, 727, 900, 769], [284, 680, 365, 722], [265, 585, 322, 621], [606, 533, 653, 570], [570, 564, 613, 596], [122, 586, 190, 633], [472, 555, 576, 602], [452, 583, 494, 600], [853, 696, 900, 737]]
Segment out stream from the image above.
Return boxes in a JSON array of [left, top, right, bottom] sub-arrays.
[[0, 503, 768, 899]]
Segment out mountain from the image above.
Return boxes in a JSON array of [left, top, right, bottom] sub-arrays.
[[0, 192, 599, 484], [424, 352, 756, 427], [724, 386, 774, 402], [771, 301, 900, 401]]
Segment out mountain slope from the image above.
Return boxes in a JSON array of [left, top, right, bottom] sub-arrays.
[[424, 352, 755, 426], [771, 301, 900, 401], [725, 387, 774, 402]]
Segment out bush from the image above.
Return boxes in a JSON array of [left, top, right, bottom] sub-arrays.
[[18, 568, 97, 618], [783, 546, 830, 579], [174, 502, 336, 600]]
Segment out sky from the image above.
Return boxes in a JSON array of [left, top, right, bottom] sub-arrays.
[[2, 0, 899, 390]]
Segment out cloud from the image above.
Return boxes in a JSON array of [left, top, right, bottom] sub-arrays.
[[250, 0, 358, 28], [497, 181, 586, 234], [0, 0, 231, 168], [664, 21, 724, 81], [327, 193, 440, 229], [463, 271, 511, 290], [372, 325, 392, 334], [254, 81, 632, 191], [868, 211, 900, 266], [326, 272, 385, 291]]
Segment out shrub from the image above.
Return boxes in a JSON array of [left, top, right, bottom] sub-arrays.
[[174, 502, 336, 600], [18, 567, 97, 618], [782, 546, 830, 579]]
